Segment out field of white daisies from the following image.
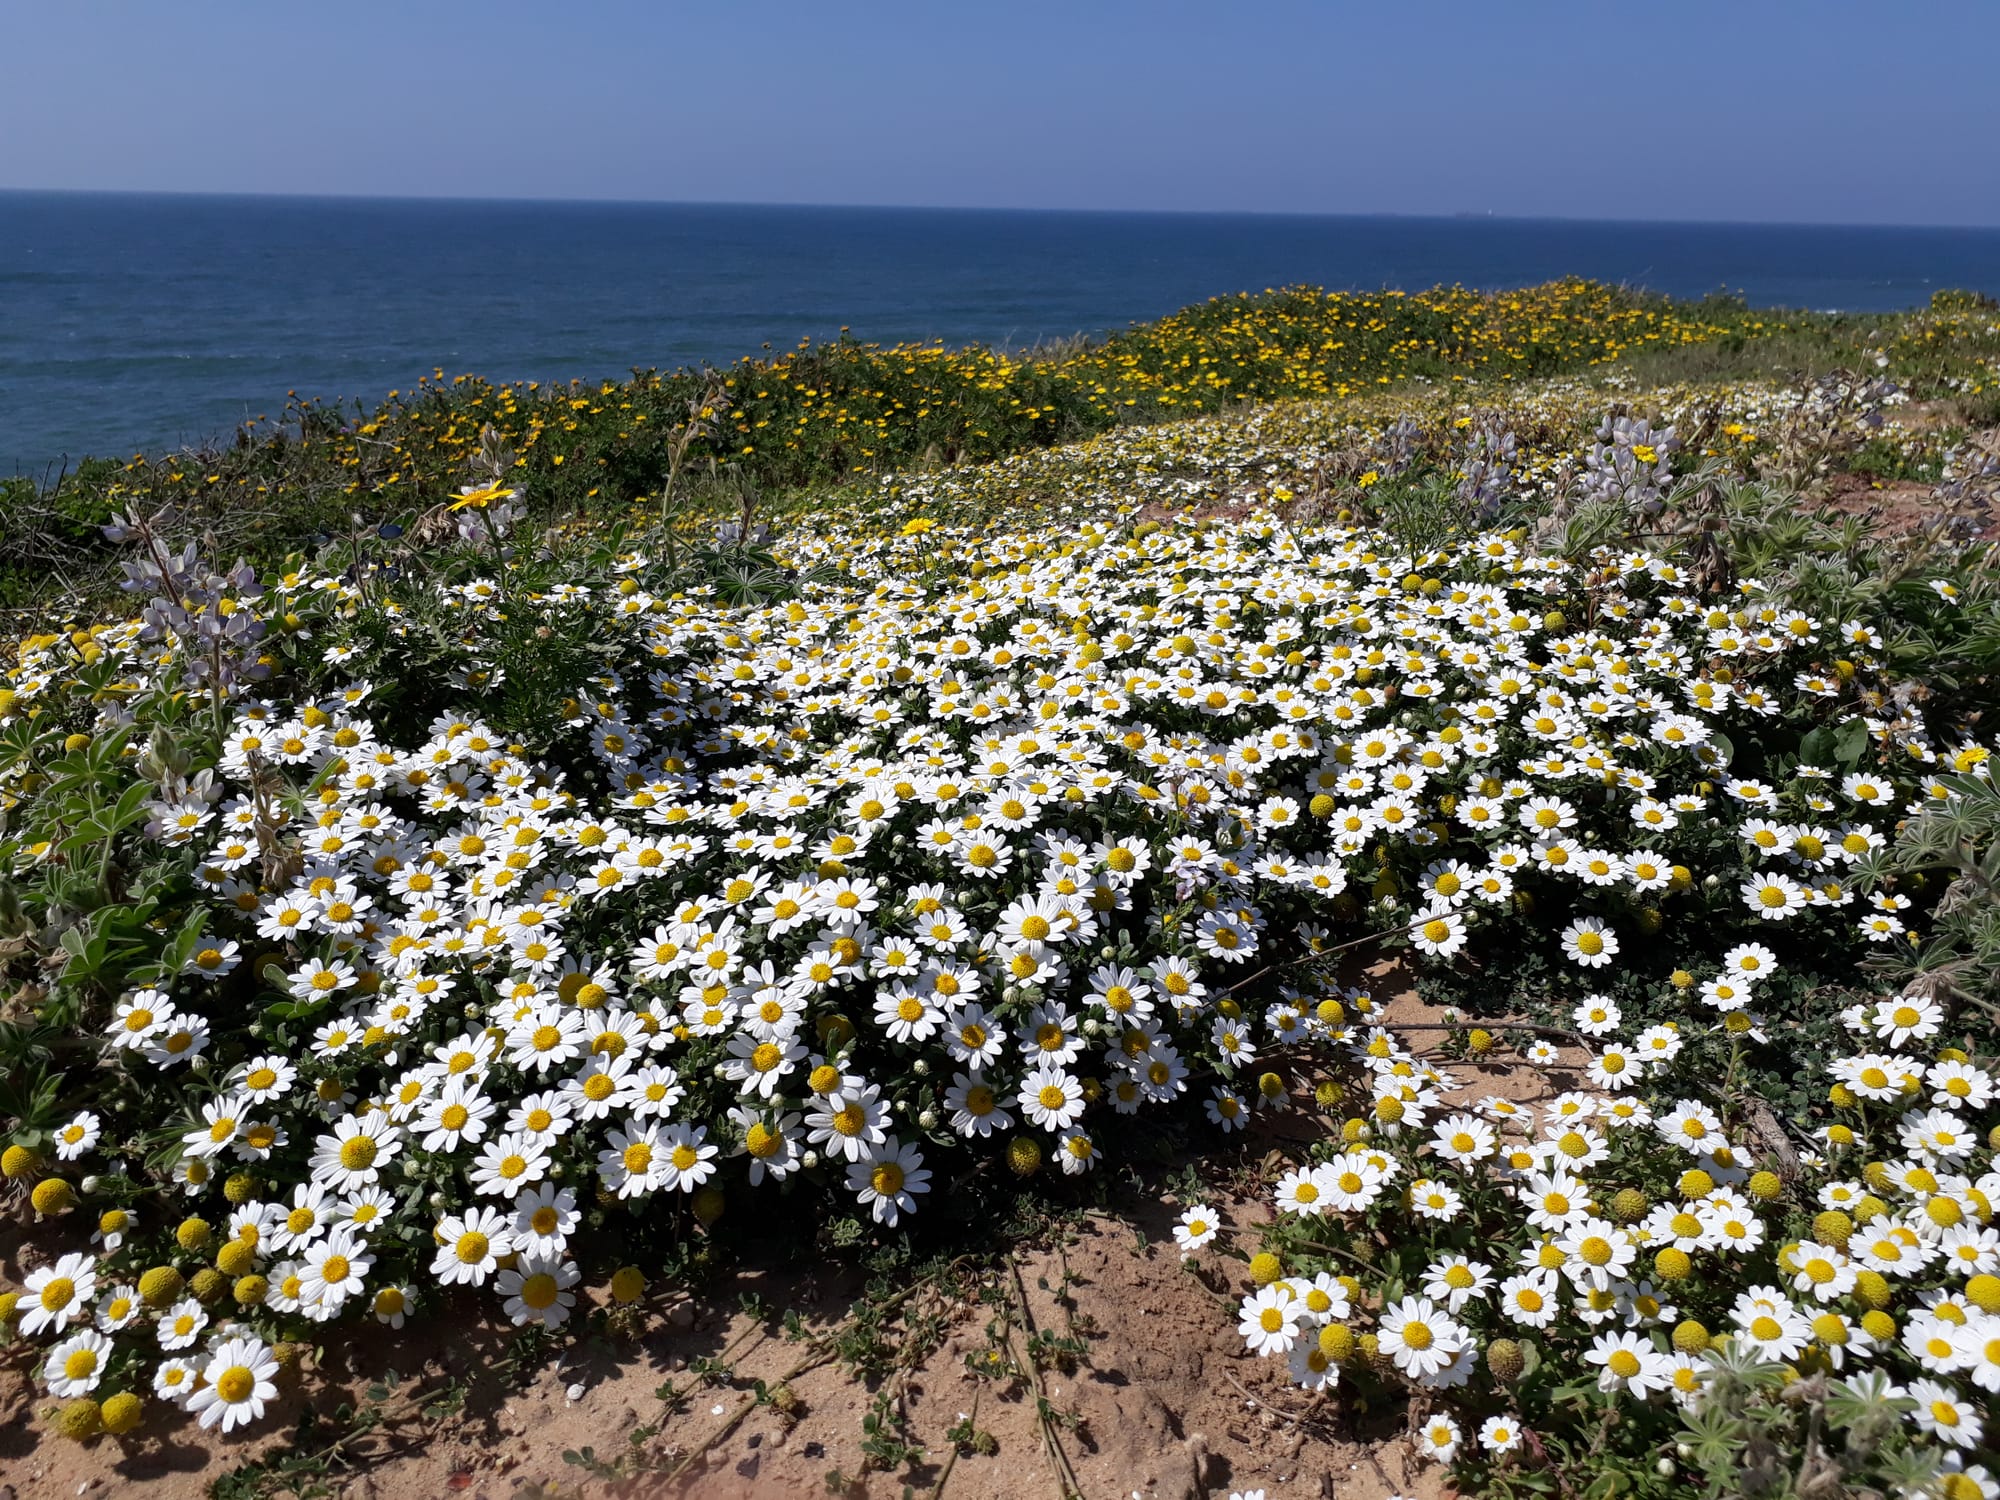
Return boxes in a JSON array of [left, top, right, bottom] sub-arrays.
[[4, 290, 2000, 1499]]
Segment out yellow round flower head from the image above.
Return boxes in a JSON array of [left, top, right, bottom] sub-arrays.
[[57, 1399, 103, 1440], [138, 1267, 185, 1308], [1671, 1320, 1709, 1354], [100, 1391, 144, 1436]]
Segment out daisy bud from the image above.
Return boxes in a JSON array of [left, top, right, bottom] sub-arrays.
[[918, 1110, 938, 1130], [912, 1059, 929, 1077], [1484, 1338, 1524, 1381], [57, 1399, 103, 1441], [78, 1175, 101, 1197], [427, 1191, 447, 1210], [100, 1392, 144, 1435], [138, 1267, 184, 1308], [801, 1152, 820, 1170]]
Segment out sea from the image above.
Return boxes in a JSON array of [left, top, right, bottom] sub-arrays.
[[4, 191, 2000, 474]]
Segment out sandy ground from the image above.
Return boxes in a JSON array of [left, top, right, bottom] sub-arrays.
[[3, 963, 1594, 1500]]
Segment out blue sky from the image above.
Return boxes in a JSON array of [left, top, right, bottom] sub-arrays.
[[3, 0, 1995, 225]]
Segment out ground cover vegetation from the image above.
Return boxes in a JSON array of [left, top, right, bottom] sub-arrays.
[[0, 278, 1894, 616], [2, 281, 1999, 1498]]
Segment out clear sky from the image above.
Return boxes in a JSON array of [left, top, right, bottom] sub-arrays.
[[3, 0, 1995, 225]]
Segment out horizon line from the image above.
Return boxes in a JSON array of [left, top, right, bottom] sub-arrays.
[[5, 185, 2000, 236]]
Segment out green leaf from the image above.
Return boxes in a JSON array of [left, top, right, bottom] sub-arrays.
[[263, 995, 330, 1022], [1832, 717, 1869, 769]]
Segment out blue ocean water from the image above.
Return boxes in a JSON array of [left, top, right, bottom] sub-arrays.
[[4, 191, 1999, 474]]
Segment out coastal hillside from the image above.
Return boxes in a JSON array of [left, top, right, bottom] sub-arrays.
[[2, 284, 1998, 1500]]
